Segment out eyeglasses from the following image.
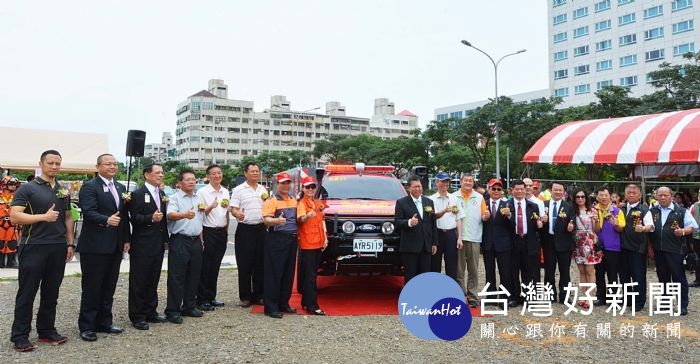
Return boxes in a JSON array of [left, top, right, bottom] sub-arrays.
[[575, 195, 586, 199], [490, 188, 503, 191], [303, 185, 317, 189], [278, 181, 291, 185]]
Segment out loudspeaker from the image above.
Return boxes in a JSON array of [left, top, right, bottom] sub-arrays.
[[126, 130, 146, 157]]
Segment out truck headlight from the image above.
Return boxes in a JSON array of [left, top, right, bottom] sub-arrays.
[[342, 221, 355, 234], [382, 221, 394, 234]]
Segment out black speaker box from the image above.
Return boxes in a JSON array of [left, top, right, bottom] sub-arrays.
[[126, 130, 146, 157]]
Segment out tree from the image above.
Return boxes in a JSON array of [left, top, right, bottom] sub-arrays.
[[647, 51, 700, 110]]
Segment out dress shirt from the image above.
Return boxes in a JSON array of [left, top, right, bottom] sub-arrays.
[[198, 183, 230, 228], [167, 191, 203, 237], [513, 198, 528, 235], [430, 192, 464, 230], [230, 181, 267, 225]]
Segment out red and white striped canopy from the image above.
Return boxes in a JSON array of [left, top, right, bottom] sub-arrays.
[[523, 108, 700, 164]]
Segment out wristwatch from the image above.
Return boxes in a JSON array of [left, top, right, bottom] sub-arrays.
[[66, 244, 76, 249]]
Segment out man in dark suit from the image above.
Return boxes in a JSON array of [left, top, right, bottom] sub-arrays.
[[542, 181, 575, 303], [482, 178, 514, 307], [77, 154, 130, 341], [395, 176, 438, 284], [128, 163, 169, 330], [507, 179, 543, 305]]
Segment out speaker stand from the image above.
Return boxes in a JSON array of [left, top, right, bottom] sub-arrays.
[[125, 156, 134, 193]]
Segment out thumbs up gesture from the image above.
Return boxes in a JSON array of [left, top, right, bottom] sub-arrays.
[[409, 213, 419, 227], [107, 211, 121, 226], [45, 203, 59, 222], [277, 212, 286, 226], [634, 219, 645, 233], [209, 197, 219, 210], [152, 209, 164, 222], [186, 209, 196, 220]]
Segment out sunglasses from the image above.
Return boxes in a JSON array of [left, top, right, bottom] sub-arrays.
[[278, 181, 291, 185], [303, 185, 317, 189], [490, 188, 503, 191], [575, 195, 586, 199]]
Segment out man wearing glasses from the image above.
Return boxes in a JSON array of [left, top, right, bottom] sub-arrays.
[[619, 183, 653, 310], [482, 179, 516, 307]]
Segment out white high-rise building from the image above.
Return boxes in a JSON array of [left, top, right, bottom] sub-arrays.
[[549, 0, 698, 106], [144, 132, 174, 162]]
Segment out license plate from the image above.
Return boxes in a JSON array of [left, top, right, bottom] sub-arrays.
[[353, 239, 383, 252]]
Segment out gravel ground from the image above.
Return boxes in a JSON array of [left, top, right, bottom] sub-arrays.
[[1, 265, 700, 363]]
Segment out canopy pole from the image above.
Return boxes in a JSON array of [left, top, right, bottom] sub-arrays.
[[640, 163, 647, 205]]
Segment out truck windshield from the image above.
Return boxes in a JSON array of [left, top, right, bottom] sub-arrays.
[[318, 175, 406, 200]]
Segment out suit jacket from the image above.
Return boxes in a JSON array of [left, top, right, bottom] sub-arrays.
[[544, 199, 576, 252], [77, 177, 130, 254], [128, 185, 168, 256], [482, 199, 513, 253], [507, 198, 542, 255], [394, 195, 438, 254]]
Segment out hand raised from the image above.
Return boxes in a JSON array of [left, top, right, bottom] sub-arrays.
[[107, 211, 121, 226], [409, 213, 419, 227], [45, 203, 59, 222], [152, 209, 164, 222], [186, 209, 196, 219], [209, 197, 219, 209], [278, 212, 286, 226]]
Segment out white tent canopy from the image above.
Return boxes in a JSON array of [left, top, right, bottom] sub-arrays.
[[0, 127, 109, 173]]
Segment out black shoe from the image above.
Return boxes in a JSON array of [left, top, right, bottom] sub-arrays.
[[197, 303, 215, 311], [146, 315, 167, 323], [689, 281, 700, 288], [508, 300, 520, 308], [181, 308, 203, 317], [13, 337, 36, 352], [210, 299, 225, 307], [80, 330, 97, 342], [265, 311, 283, 319], [280, 307, 297, 314], [634, 305, 644, 311], [239, 300, 253, 308], [306, 308, 326, 316], [467, 300, 478, 308], [132, 321, 149, 330], [254, 298, 264, 305], [38, 333, 67, 346], [593, 299, 606, 307], [96, 325, 123, 334], [166, 315, 183, 324], [681, 308, 688, 316]]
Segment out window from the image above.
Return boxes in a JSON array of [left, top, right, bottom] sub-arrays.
[[554, 69, 569, 79], [575, 84, 591, 94], [596, 40, 612, 52], [596, 19, 612, 32], [597, 80, 614, 90], [673, 42, 695, 56], [596, 59, 613, 71], [644, 5, 663, 19], [553, 0, 567, 6], [595, 0, 611, 12], [574, 45, 590, 56], [644, 27, 664, 40], [646, 74, 658, 83], [553, 13, 567, 25], [573, 7, 589, 19], [191, 102, 201, 112], [618, 0, 634, 5], [620, 54, 638, 67], [673, 20, 694, 34], [573, 26, 589, 38], [620, 75, 638, 87], [554, 50, 568, 61], [619, 13, 636, 26], [672, 0, 693, 12], [645, 49, 665, 62], [554, 88, 569, 97], [553, 32, 568, 43], [574, 65, 590, 75], [619, 34, 637, 46]]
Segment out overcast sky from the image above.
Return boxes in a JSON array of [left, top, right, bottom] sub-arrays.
[[0, 0, 548, 159]]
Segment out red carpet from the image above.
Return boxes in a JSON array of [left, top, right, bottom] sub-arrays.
[[250, 275, 485, 317]]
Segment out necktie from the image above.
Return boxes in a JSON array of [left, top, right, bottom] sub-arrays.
[[552, 201, 558, 232], [415, 199, 423, 219], [108, 181, 119, 208], [517, 202, 524, 236], [154, 188, 161, 211], [491, 201, 497, 220]]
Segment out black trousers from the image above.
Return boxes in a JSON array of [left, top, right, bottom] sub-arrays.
[[483, 248, 512, 299], [128, 253, 164, 323], [542, 234, 556, 292], [402, 250, 431, 285], [263, 232, 298, 314], [620, 249, 648, 307], [694, 238, 700, 283], [234, 223, 266, 302], [511, 237, 539, 300], [548, 249, 572, 300], [11, 243, 66, 342], [78, 251, 122, 332], [596, 250, 621, 301], [166, 235, 203, 316], [431, 228, 458, 281], [197, 227, 228, 305], [655, 250, 689, 309], [299, 249, 323, 311]]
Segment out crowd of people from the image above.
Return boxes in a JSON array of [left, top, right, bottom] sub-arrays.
[[396, 173, 700, 316], [4, 150, 327, 352]]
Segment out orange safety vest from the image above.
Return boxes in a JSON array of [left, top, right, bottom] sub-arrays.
[[0, 192, 19, 251], [297, 196, 325, 250]]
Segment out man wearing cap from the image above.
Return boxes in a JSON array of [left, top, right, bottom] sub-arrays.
[[429, 172, 464, 281], [230, 163, 268, 308], [395, 176, 438, 284], [453, 173, 488, 307], [261, 172, 298, 318]]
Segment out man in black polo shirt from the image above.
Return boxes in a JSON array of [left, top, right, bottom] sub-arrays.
[[9, 150, 75, 352]]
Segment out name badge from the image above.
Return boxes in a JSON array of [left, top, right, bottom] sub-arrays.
[[103, 186, 109, 193], [145, 194, 151, 203]]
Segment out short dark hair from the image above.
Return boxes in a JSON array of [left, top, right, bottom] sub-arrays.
[[244, 163, 258, 173], [96, 153, 114, 165], [595, 186, 610, 195], [178, 169, 196, 181], [550, 181, 566, 190], [142, 163, 163, 177], [511, 179, 525, 188], [206, 164, 222, 175], [625, 183, 641, 191], [407, 176, 422, 187], [40, 150, 61, 162]]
